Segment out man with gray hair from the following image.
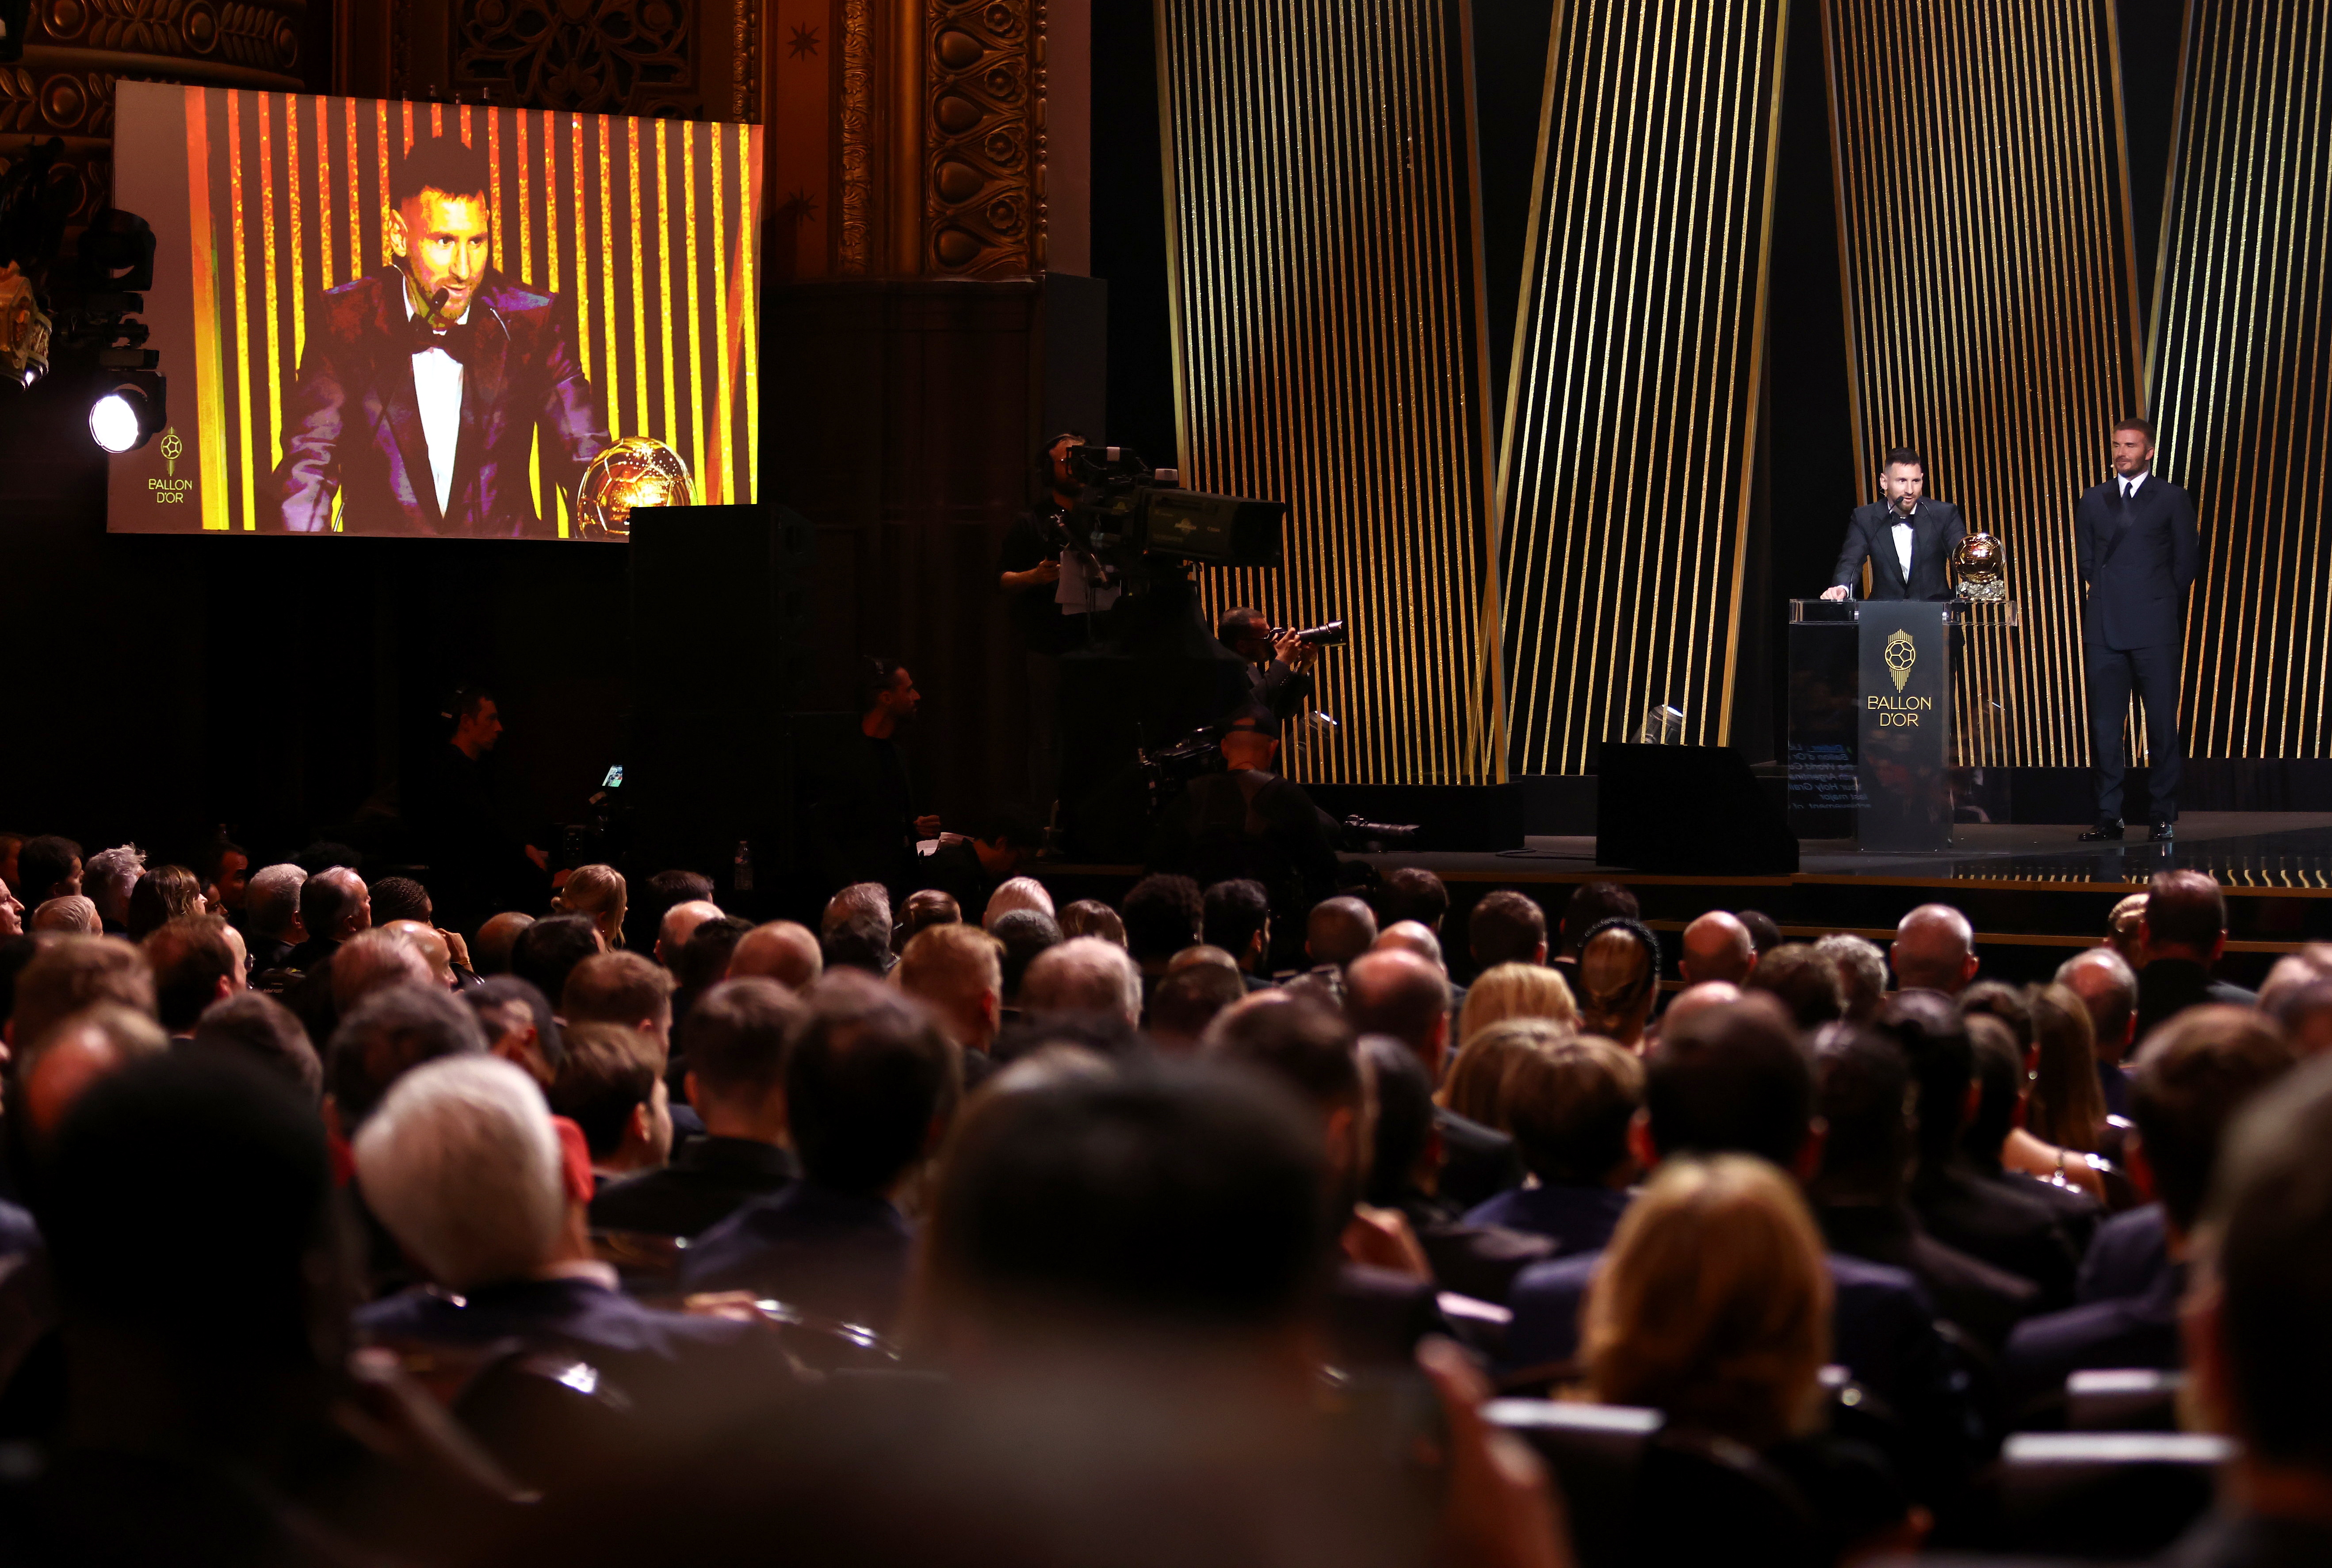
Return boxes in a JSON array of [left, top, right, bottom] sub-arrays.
[[2056, 946, 2140, 1117], [30, 896, 100, 936], [1891, 903, 1979, 995], [323, 983, 487, 1142], [353, 1054, 767, 1398], [1020, 935, 1143, 1029], [81, 845, 147, 933], [1816, 933, 1889, 1024], [243, 864, 309, 973]]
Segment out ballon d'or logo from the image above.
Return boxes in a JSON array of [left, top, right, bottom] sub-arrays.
[[1885, 628, 1917, 693]]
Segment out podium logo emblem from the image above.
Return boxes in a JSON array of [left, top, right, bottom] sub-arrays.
[[1884, 627, 1917, 692]]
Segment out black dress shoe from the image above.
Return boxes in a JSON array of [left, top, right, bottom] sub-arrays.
[[2079, 819, 2125, 841], [2150, 820, 2175, 842]]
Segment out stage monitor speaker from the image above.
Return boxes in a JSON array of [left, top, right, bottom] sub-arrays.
[[627, 505, 816, 897], [1595, 743, 1798, 875]]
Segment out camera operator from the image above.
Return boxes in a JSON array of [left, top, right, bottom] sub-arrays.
[[997, 432, 1117, 810], [1150, 708, 1340, 929], [1216, 607, 1319, 723]]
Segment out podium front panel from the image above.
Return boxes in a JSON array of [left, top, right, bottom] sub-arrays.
[[1856, 603, 1955, 850]]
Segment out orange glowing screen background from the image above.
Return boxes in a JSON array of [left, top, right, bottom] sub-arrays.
[[109, 81, 763, 538]]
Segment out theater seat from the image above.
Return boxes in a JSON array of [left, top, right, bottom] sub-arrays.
[[1985, 1431, 2228, 1557], [681, 1289, 906, 1373], [1485, 1399, 1659, 1567], [591, 1228, 689, 1291], [2065, 1368, 2185, 1432]]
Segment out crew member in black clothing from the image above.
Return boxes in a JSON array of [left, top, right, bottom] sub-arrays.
[[1216, 606, 1321, 723], [997, 432, 1101, 810], [409, 686, 547, 927], [807, 659, 941, 896], [1151, 708, 1339, 927], [921, 807, 1040, 919]]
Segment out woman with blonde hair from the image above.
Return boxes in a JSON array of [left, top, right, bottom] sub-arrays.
[[1582, 1155, 1923, 1562], [553, 863, 628, 950], [1457, 960, 1577, 1045], [1437, 1015, 1568, 1128]]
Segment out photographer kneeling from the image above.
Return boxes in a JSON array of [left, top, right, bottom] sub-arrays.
[[1217, 606, 1321, 723], [1151, 708, 1342, 933]]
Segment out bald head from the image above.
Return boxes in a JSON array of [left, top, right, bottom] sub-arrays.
[[23, 1004, 169, 1141], [1661, 980, 1741, 1037], [385, 920, 455, 986], [473, 911, 535, 976], [1679, 911, 1755, 986], [657, 899, 724, 967], [1346, 949, 1453, 1073], [303, 867, 371, 945], [729, 920, 823, 989], [1892, 903, 1977, 995], [2056, 947, 2138, 1065], [1372, 920, 1445, 971], [1306, 897, 1378, 968]]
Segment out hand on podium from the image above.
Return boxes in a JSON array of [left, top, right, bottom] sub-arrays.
[[1820, 585, 1850, 602]]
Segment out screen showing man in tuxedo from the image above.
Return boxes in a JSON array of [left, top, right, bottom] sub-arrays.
[[1820, 447, 1967, 602], [272, 134, 611, 537]]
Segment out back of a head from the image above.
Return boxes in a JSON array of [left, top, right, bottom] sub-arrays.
[[2057, 946, 2139, 1044], [927, 1065, 1332, 1342], [1458, 961, 1578, 1044], [1736, 910, 1784, 956], [1305, 896, 1377, 968], [1558, 881, 1637, 955], [2145, 869, 2227, 956], [730, 920, 823, 988], [1959, 978, 2034, 1049], [31, 895, 100, 935], [1122, 875, 1204, 962], [1359, 1036, 1434, 1205], [327, 983, 489, 1132], [1583, 1154, 1832, 1447], [1645, 1002, 1815, 1170], [1892, 903, 1976, 994], [555, 864, 628, 940], [368, 876, 433, 926], [46, 1053, 331, 1363], [788, 972, 960, 1195], [1681, 911, 1756, 985], [1873, 990, 1976, 1170], [644, 869, 717, 930], [12, 935, 156, 1050], [898, 922, 1004, 1011], [551, 1021, 665, 1158], [1505, 1035, 1644, 1186], [1743, 944, 1845, 1031], [2132, 1006, 2297, 1231], [511, 914, 603, 1004], [1961, 1013, 2025, 1155], [991, 909, 1063, 1002], [1441, 1016, 1570, 1128], [354, 1054, 566, 1293], [680, 978, 800, 1103], [1575, 920, 1660, 1033], [245, 864, 309, 942], [466, 975, 565, 1071], [126, 865, 203, 941], [675, 915, 753, 994], [2026, 982, 2106, 1151], [1056, 899, 1128, 947], [299, 866, 363, 944], [1470, 889, 1548, 968], [330, 926, 436, 1013], [1816, 934, 1889, 1024], [84, 845, 147, 915], [1343, 949, 1450, 1057], [472, 911, 535, 976], [982, 876, 1055, 930], [190, 990, 322, 1103], [144, 914, 240, 1033], [1021, 935, 1142, 1027], [1374, 921, 1445, 970], [1376, 867, 1450, 932], [562, 949, 677, 1029], [1812, 1025, 1913, 1200], [2206, 1055, 2332, 1473], [895, 890, 963, 952], [822, 909, 895, 976], [1148, 962, 1246, 1047], [821, 882, 892, 942], [1202, 995, 1360, 1111], [17, 835, 81, 902], [1201, 879, 1270, 960]]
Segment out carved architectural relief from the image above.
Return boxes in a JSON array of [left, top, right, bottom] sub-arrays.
[[921, 0, 1039, 275], [836, 0, 873, 272], [448, 0, 700, 115]]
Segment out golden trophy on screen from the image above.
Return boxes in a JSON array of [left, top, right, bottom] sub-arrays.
[[1953, 532, 2007, 601], [577, 437, 693, 540]]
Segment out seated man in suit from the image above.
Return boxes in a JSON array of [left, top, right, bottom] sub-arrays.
[[2135, 869, 2257, 1040], [680, 971, 961, 1333], [1346, 949, 1523, 1209], [1504, 1002, 1980, 1494], [273, 133, 609, 536], [551, 1022, 673, 1193], [1465, 1033, 1641, 1259], [591, 979, 800, 1238], [353, 1054, 772, 1409], [1819, 446, 1967, 601], [2000, 1005, 2296, 1408]]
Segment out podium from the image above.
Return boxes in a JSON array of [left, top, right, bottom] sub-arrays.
[[1786, 599, 2019, 851]]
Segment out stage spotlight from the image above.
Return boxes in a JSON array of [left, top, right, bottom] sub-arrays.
[[89, 370, 165, 452]]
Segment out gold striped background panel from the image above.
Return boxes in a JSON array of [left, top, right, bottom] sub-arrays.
[[2154, 4, 2332, 759], [1823, 0, 2141, 766], [1155, 0, 1505, 784], [179, 89, 761, 534], [1498, 2, 1788, 775]]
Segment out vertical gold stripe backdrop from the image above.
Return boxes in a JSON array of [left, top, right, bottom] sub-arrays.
[[1497, 1, 1788, 774], [1155, 0, 1505, 784], [1824, 0, 2140, 766], [186, 89, 761, 533], [2152, 4, 2332, 759]]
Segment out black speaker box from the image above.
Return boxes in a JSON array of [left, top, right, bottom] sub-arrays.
[[1595, 744, 1799, 874]]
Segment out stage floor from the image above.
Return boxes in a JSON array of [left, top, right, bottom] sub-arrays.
[[1357, 812, 2332, 893]]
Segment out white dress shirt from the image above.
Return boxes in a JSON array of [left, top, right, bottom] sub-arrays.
[[1890, 507, 1916, 580], [404, 290, 464, 517], [2120, 470, 2148, 501]]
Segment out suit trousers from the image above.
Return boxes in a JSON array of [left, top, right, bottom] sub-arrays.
[[2087, 641, 2183, 822]]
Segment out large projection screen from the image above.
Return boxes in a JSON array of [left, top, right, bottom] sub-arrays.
[[110, 81, 762, 538]]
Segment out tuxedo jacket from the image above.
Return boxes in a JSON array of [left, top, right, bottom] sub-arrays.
[[2072, 473, 2199, 651], [273, 267, 610, 537], [1829, 499, 1966, 600]]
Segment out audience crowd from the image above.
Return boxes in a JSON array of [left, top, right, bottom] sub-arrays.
[[0, 823, 2327, 1568]]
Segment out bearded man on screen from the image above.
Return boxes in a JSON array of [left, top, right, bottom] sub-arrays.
[[273, 133, 610, 537]]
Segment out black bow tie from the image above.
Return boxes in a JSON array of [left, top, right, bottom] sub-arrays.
[[409, 315, 477, 363]]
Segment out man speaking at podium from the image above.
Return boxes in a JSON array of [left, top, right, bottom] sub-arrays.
[[1819, 447, 1966, 601]]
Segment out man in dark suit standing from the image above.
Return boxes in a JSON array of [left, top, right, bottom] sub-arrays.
[[1821, 447, 1967, 602], [2074, 417, 2201, 841], [274, 134, 610, 537]]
